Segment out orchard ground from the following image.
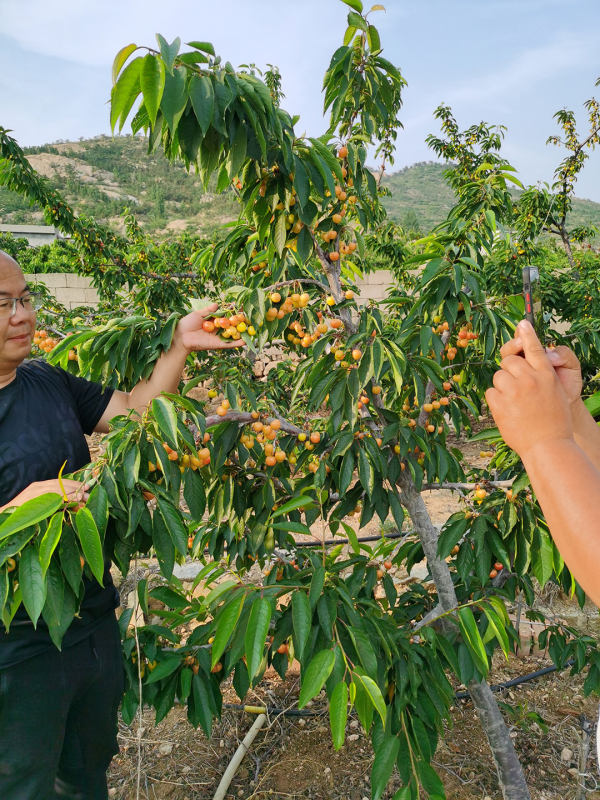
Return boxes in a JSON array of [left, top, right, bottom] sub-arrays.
[[84, 423, 600, 800]]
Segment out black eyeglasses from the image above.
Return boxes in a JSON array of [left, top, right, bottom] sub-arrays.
[[0, 294, 44, 319]]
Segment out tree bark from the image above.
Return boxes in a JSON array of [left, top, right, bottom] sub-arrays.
[[561, 230, 576, 269], [397, 470, 531, 800]]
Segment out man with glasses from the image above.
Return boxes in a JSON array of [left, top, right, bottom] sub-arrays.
[[0, 249, 239, 800]]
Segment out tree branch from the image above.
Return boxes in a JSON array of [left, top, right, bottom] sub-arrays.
[[422, 480, 514, 491], [204, 410, 303, 436]]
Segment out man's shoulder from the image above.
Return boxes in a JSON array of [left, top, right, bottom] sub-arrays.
[[19, 358, 67, 384]]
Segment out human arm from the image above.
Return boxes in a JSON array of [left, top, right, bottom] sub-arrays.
[[499, 335, 600, 472], [94, 303, 241, 433], [0, 479, 88, 513], [487, 320, 600, 606]]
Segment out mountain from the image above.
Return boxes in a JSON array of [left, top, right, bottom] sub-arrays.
[[1, 136, 599, 237], [0, 135, 238, 236], [381, 161, 600, 235], [380, 162, 457, 232]]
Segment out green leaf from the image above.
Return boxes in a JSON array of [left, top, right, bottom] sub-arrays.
[[39, 512, 64, 576], [212, 593, 245, 668], [152, 396, 179, 449], [309, 138, 343, 183], [160, 66, 187, 133], [482, 604, 510, 658], [74, 507, 104, 586], [0, 494, 63, 543], [19, 545, 46, 627], [371, 736, 400, 800], [245, 597, 272, 680], [86, 485, 109, 539], [420, 257, 445, 286], [228, 120, 247, 179], [112, 43, 138, 83], [532, 529, 554, 587], [341, 0, 364, 11], [367, 24, 381, 52], [205, 579, 239, 609], [358, 448, 375, 498], [353, 672, 387, 725], [417, 761, 445, 796], [42, 563, 76, 649], [293, 155, 310, 208], [58, 524, 82, 596], [190, 75, 214, 136], [152, 509, 175, 579], [272, 521, 311, 535], [144, 654, 181, 684], [187, 40, 215, 56], [179, 665, 193, 701], [329, 681, 348, 750], [388, 491, 404, 532], [309, 565, 325, 610], [149, 585, 188, 610], [40, 562, 63, 638], [350, 628, 378, 675], [292, 590, 312, 662], [191, 671, 214, 737], [274, 213, 286, 256], [271, 495, 315, 518], [156, 33, 181, 74], [298, 649, 335, 708], [141, 53, 166, 127], [339, 449, 355, 495], [347, 10, 368, 31], [457, 606, 488, 674], [184, 469, 206, 520], [110, 56, 143, 132], [157, 500, 188, 555]]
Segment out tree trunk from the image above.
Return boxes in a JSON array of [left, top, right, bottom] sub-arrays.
[[561, 230, 576, 269], [397, 470, 531, 800]]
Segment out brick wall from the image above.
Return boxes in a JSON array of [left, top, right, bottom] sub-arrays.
[[30, 270, 397, 310], [355, 269, 395, 303], [31, 273, 100, 309]]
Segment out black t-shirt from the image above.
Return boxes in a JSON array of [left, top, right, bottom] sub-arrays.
[[0, 359, 119, 667]]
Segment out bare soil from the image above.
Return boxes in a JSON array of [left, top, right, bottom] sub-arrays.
[[107, 651, 600, 800]]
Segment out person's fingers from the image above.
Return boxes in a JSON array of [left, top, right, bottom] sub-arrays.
[[546, 345, 579, 369], [195, 303, 219, 319], [492, 369, 515, 391], [499, 337, 523, 359], [516, 319, 549, 369], [485, 386, 501, 415], [498, 353, 533, 379]]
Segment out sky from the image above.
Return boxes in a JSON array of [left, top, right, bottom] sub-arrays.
[[1, 0, 600, 201]]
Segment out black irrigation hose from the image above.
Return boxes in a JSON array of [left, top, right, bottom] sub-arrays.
[[200, 529, 411, 559], [223, 703, 322, 717], [453, 658, 575, 700], [221, 659, 576, 719], [296, 530, 407, 547]]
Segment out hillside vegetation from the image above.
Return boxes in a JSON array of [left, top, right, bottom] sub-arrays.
[[1, 135, 599, 237], [0, 135, 239, 236]]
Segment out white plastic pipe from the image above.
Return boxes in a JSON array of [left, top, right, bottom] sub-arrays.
[[212, 713, 267, 800]]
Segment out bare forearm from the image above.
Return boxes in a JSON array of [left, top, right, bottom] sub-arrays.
[[96, 340, 191, 431], [126, 341, 189, 416], [522, 438, 600, 605], [571, 398, 600, 472]]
